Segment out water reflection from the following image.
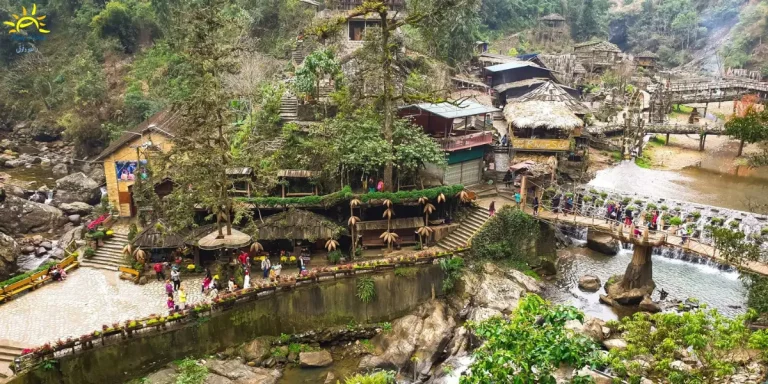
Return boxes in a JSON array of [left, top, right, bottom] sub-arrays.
[[547, 246, 746, 320], [589, 161, 768, 213]]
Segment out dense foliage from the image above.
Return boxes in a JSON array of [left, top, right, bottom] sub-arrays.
[[743, 274, 768, 315], [462, 294, 602, 383], [470, 206, 540, 268], [705, 225, 764, 265], [439, 256, 464, 292], [606, 308, 768, 383], [342, 371, 396, 384]]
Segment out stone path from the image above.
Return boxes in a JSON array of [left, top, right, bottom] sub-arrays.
[[0, 269, 205, 346]]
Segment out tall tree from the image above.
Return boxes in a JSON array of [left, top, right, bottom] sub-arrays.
[[162, 0, 243, 237], [725, 106, 768, 157]]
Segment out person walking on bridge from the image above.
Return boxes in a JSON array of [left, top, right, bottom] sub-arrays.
[[533, 196, 540, 217], [551, 194, 561, 214], [624, 206, 633, 226]]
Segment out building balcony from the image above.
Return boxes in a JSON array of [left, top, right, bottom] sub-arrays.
[[435, 131, 494, 152], [511, 137, 571, 152]]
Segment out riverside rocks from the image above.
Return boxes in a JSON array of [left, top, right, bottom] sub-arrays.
[[578, 275, 602, 292], [0, 233, 19, 281], [299, 350, 333, 367], [59, 202, 93, 215], [587, 231, 619, 255], [0, 195, 67, 235], [54, 172, 100, 205]]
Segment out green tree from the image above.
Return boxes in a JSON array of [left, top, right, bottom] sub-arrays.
[[90, 1, 140, 53], [725, 107, 768, 157], [705, 225, 764, 265], [408, 0, 482, 65], [294, 48, 341, 100], [574, 0, 609, 41], [470, 206, 540, 268], [461, 295, 602, 383], [743, 274, 768, 315]]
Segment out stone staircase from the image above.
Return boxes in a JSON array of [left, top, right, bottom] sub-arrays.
[[0, 341, 25, 379], [436, 207, 490, 251], [280, 94, 298, 122], [81, 233, 130, 271]]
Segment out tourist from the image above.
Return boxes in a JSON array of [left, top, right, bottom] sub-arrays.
[[227, 277, 236, 292], [651, 210, 659, 231], [178, 285, 187, 308], [244, 269, 251, 289], [212, 274, 220, 290], [202, 275, 212, 293], [48, 265, 61, 282], [533, 196, 540, 217], [208, 284, 219, 298], [624, 206, 633, 226], [500, 134, 508, 147], [503, 170, 513, 188], [679, 227, 689, 246], [376, 179, 384, 192], [565, 196, 573, 214], [488, 201, 496, 217], [58, 266, 67, 281], [269, 266, 277, 282], [238, 251, 249, 268], [170, 266, 181, 291], [165, 280, 174, 296], [153, 262, 165, 281], [552, 194, 561, 214], [261, 256, 271, 280], [606, 203, 614, 220], [166, 294, 174, 312], [296, 252, 305, 270], [368, 177, 376, 193], [514, 191, 521, 207]]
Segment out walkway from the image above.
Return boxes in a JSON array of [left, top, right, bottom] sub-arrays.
[[477, 196, 768, 276], [0, 269, 204, 346]]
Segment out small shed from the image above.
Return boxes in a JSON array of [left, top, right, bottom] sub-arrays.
[[634, 51, 659, 69], [227, 167, 254, 197], [277, 169, 318, 197], [257, 208, 344, 242], [355, 217, 424, 247], [132, 221, 186, 250], [484, 61, 555, 88], [539, 13, 566, 28]]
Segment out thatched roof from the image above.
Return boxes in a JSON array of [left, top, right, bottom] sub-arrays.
[[574, 40, 621, 53], [277, 169, 317, 178], [478, 52, 518, 65], [355, 217, 424, 232], [493, 78, 548, 93], [635, 51, 659, 59], [540, 13, 565, 21], [257, 209, 344, 240], [132, 220, 186, 249], [503, 100, 582, 130], [511, 81, 589, 115], [197, 228, 252, 250]]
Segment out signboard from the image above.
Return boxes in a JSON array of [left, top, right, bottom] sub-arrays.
[[115, 160, 148, 182]]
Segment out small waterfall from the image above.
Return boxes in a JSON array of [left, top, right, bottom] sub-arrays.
[[652, 246, 735, 272], [44, 190, 53, 205], [100, 186, 107, 199]]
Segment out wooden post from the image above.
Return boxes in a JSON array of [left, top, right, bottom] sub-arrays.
[[665, 133, 670, 145], [520, 176, 528, 210]]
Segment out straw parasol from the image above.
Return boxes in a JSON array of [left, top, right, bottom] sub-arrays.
[[503, 100, 582, 131], [197, 228, 252, 251]]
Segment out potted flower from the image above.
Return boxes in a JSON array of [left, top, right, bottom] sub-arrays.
[[125, 320, 143, 337], [105, 230, 114, 238], [79, 334, 94, 349], [34, 343, 53, 358]]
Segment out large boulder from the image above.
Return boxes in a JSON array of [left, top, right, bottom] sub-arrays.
[[0, 195, 66, 235], [59, 202, 93, 215], [462, 263, 526, 313], [412, 301, 456, 379], [241, 337, 272, 365], [359, 313, 423, 371], [578, 275, 602, 292], [204, 359, 281, 384], [52, 163, 68, 177], [639, 296, 661, 313], [587, 231, 620, 255], [298, 350, 333, 367], [88, 166, 106, 185], [0, 233, 19, 281], [604, 274, 655, 306], [54, 172, 100, 205]]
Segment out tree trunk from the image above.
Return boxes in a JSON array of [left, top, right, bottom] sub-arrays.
[[738, 139, 745, 156], [621, 245, 653, 290], [381, 11, 394, 191]]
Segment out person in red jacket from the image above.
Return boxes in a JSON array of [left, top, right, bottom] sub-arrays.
[[153, 262, 165, 281]]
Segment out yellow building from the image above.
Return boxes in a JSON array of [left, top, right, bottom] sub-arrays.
[[94, 110, 182, 217]]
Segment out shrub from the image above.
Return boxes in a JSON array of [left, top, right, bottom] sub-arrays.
[[589, 189, 598, 194], [471, 206, 540, 266], [327, 250, 342, 264], [622, 197, 632, 204], [646, 203, 657, 210], [83, 247, 96, 259], [440, 257, 464, 292], [633, 199, 643, 205], [128, 223, 138, 242], [356, 277, 376, 304], [660, 205, 669, 211], [174, 358, 208, 384], [582, 195, 593, 202], [729, 220, 740, 228], [691, 211, 702, 220], [711, 217, 724, 226], [342, 371, 396, 384], [600, 192, 608, 199], [762, 227, 768, 236], [669, 216, 683, 226]]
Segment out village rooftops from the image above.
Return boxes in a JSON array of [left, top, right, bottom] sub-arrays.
[[485, 61, 551, 73], [401, 101, 500, 119], [574, 40, 621, 53], [635, 51, 659, 59]]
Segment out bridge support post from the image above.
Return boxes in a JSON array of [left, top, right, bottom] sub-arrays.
[[699, 134, 707, 151], [665, 133, 669, 145], [520, 176, 528, 210]]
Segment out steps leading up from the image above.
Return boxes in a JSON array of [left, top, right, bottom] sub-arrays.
[[280, 94, 298, 122], [0, 342, 26, 379], [81, 234, 130, 271], [436, 207, 490, 251]]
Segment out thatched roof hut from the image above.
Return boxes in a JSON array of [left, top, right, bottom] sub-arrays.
[[257, 209, 345, 241], [131, 220, 186, 250], [503, 100, 582, 131], [539, 13, 565, 22], [512, 81, 589, 115], [183, 224, 253, 250]]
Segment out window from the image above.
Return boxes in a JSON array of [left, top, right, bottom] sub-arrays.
[[348, 20, 381, 41]]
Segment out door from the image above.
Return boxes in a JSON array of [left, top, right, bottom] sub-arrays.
[[443, 159, 482, 186]]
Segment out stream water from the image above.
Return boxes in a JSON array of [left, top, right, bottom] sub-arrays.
[[2, 166, 57, 188], [278, 355, 361, 383]]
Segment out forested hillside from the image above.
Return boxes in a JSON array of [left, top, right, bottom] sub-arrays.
[[1, 0, 768, 156]]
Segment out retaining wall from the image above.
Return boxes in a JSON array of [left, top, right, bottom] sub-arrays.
[[9, 265, 444, 384]]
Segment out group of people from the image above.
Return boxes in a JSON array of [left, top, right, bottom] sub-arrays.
[[550, 193, 575, 215], [47, 265, 67, 282], [163, 268, 187, 312], [365, 177, 385, 193]]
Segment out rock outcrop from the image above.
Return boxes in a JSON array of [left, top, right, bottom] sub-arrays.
[[587, 231, 620, 255], [0, 195, 66, 235], [299, 350, 333, 367], [0, 233, 19, 281], [54, 172, 100, 205], [204, 359, 281, 384]]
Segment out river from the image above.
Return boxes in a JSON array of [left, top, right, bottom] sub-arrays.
[[589, 161, 768, 213]]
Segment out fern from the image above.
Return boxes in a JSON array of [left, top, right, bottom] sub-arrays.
[[356, 277, 376, 304]]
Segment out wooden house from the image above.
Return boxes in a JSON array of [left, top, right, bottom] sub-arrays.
[[539, 13, 566, 29], [277, 169, 319, 198], [574, 40, 622, 73], [483, 61, 560, 105], [634, 51, 659, 70], [95, 110, 181, 217], [399, 101, 500, 186]]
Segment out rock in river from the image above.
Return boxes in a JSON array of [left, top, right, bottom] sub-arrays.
[[0, 195, 66, 235], [52, 163, 68, 177], [587, 231, 620, 255], [54, 172, 101, 205], [578, 275, 601, 292], [59, 202, 93, 215], [299, 350, 333, 367]]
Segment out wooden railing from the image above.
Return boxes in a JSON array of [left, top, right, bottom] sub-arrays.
[[436, 131, 493, 151]]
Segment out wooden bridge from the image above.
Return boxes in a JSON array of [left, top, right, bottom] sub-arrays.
[[665, 79, 768, 104], [588, 122, 725, 137]]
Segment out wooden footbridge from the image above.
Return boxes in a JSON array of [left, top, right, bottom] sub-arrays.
[[666, 79, 768, 104], [509, 178, 768, 277]]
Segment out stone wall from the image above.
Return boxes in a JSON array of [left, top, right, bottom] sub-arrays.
[[9, 265, 444, 384]]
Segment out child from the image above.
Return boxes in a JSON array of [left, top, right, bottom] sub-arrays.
[[178, 286, 187, 308], [243, 269, 251, 289], [165, 280, 173, 296], [202, 275, 211, 293], [166, 294, 175, 312]]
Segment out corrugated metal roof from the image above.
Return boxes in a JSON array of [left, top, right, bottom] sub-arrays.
[[493, 78, 548, 93], [95, 109, 183, 161], [226, 167, 253, 175], [403, 101, 500, 119], [485, 61, 551, 73]]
